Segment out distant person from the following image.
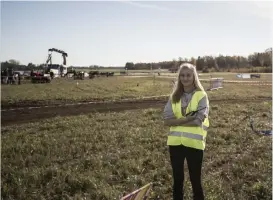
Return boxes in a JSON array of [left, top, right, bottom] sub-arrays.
[[163, 63, 210, 200], [2, 69, 8, 84], [18, 73, 21, 85], [50, 71, 54, 79], [7, 68, 14, 84]]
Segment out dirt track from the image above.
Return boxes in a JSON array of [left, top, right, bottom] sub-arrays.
[[1, 97, 271, 126], [1, 99, 167, 126]]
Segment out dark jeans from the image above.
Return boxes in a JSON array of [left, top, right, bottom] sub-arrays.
[[169, 145, 204, 200]]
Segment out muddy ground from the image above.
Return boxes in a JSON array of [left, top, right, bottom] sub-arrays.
[[1, 96, 271, 126]]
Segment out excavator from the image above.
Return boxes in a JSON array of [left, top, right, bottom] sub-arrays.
[[31, 48, 68, 83]]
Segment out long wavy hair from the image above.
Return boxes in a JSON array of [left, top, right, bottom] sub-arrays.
[[171, 63, 205, 103]]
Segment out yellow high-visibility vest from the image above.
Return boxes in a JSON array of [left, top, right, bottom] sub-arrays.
[[167, 90, 209, 150]]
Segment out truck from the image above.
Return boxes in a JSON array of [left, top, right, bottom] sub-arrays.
[[44, 48, 68, 78], [31, 48, 68, 83]]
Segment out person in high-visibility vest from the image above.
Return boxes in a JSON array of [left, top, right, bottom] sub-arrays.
[[163, 63, 209, 200]]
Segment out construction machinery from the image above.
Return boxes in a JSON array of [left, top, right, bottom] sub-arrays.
[[88, 71, 114, 79], [31, 48, 68, 83], [45, 48, 68, 77], [73, 71, 85, 80]]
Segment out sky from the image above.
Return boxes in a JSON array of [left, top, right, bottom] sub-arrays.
[[1, 1, 273, 67]]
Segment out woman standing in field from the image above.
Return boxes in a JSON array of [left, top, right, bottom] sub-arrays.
[[163, 63, 209, 200]]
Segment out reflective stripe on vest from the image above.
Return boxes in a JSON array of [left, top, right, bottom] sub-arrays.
[[167, 90, 209, 150], [169, 131, 204, 140]]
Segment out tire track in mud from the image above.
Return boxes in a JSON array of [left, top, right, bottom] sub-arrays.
[[1, 96, 271, 126], [1, 95, 169, 111]]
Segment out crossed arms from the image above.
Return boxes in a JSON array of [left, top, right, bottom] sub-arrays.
[[163, 96, 209, 127]]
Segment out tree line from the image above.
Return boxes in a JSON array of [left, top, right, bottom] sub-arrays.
[[125, 48, 272, 73], [0, 60, 108, 71], [1, 48, 272, 73], [0, 60, 45, 71]]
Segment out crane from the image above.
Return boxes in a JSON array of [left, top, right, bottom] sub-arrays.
[[265, 47, 272, 53], [45, 48, 68, 77], [46, 48, 68, 66]]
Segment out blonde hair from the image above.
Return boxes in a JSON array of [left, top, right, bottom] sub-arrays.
[[171, 63, 204, 103]]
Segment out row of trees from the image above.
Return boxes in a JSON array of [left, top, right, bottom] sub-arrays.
[[125, 48, 272, 72], [0, 60, 107, 71], [1, 49, 272, 72], [0, 60, 45, 71]]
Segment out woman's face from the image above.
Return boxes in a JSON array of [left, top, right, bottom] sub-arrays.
[[179, 68, 194, 87]]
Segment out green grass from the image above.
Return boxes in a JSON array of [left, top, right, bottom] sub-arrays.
[[197, 73, 272, 82], [159, 72, 272, 81], [74, 68, 124, 72], [74, 68, 167, 73], [1, 77, 172, 106], [1, 100, 272, 199], [1, 75, 272, 106], [74, 67, 272, 75]]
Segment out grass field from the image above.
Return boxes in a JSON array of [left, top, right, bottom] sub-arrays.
[[1, 73, 272, 199], [73, 66, 272, 74], [1, 74, 272, 106], [1, 77, 172, 106], [1, 101, 272, 199], [197, 73, 272, 82], [75, 68, 166, 73]]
